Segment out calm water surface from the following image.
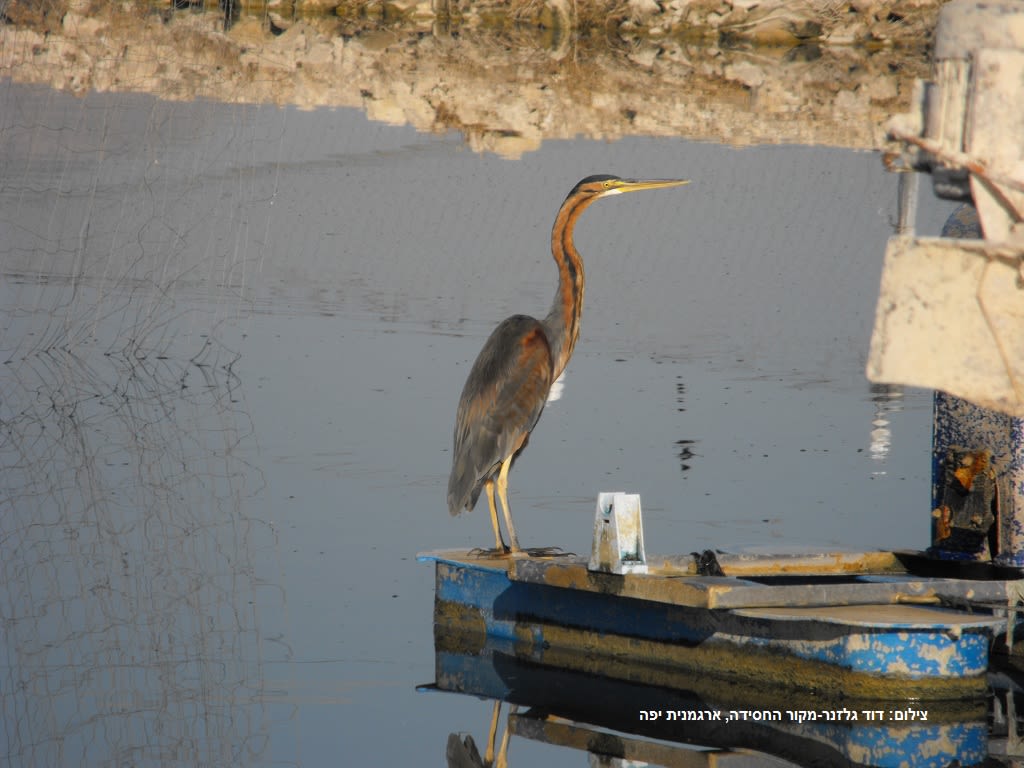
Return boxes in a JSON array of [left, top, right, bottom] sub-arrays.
[[0, 80, 969, 766]]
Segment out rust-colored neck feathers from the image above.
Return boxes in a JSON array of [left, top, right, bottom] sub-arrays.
[[542, 189, 596, 380]]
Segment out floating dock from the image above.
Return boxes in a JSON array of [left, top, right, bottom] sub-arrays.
[[420, 538, 1012, 701]]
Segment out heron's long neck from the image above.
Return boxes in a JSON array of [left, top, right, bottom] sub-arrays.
[[542, 194, 592, 380]]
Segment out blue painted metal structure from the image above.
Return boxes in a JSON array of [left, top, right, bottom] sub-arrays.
[[421, 550, 1004, 699]]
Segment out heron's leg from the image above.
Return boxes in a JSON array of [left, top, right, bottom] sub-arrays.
[[484, 479, 507, 552], [484, 700, 502, 764], [495, 705, 515, 768], [496, 455, 521, 553]]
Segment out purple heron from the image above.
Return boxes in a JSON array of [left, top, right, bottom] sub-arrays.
[[447, 175, 690, 556]]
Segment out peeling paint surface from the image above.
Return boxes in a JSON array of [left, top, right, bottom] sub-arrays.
[[425, 552, 998, 699], [932, 392, 1024, 565]]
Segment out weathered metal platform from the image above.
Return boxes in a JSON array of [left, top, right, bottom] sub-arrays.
[[419, 547, 1011, 700]]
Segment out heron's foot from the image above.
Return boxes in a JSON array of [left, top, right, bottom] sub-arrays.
[[520, 546, 574, 558], [468, 545, 572, 559], [468, 545, 513, 559]]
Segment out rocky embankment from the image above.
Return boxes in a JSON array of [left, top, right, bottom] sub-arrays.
[[1, 0, 941, 155]]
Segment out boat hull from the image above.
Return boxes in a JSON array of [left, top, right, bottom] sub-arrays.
[[425, 551, 1001, 700]]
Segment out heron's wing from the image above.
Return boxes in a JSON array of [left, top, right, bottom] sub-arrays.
[[448, 315, 553, 514]]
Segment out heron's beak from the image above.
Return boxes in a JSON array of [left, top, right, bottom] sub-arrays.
[[604, 179, 691, 196]]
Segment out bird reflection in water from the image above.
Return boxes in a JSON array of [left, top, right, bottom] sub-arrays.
[[447, 175, 690, 557], [446, 702, 514, 768]]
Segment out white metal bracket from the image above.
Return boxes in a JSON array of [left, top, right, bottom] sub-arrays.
[[588, 492, 647, 575]]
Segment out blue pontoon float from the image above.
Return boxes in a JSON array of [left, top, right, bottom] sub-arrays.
[[421, 492, 1010, 701]]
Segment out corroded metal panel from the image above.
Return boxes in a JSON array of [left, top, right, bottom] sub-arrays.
[[423, 552, 1001, 699], [931, 446, 998, 558], [733, 605, 990, 678], [932, 391, 1024, 565]]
